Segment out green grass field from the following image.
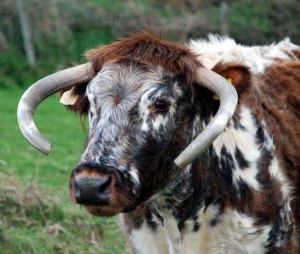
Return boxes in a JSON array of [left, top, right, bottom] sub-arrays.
[[0, 87, 128, 253]]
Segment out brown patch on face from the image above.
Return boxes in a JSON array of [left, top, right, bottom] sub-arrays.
[[75, 169, 104, 179], [85, 30, 201, 86], [112, 94, 122, 105], [212, 63, 251, 96]]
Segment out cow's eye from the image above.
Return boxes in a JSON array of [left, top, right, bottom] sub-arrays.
[[154, 98, 170, 112]]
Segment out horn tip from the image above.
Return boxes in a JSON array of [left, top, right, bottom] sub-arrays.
[[37, 143, 52, 155], [41, 145, 52, 155], [174, 157, 188, 169]]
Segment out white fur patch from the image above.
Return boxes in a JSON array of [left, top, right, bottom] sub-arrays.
[[213, 106, 261, 191], [189, 208, 270, 254], [130, 221, 169, 254], [209, 210, 271, 254], [163, 214, 184, 254], [189, 34, 299, 73], [269, 157, 293, 202], [127, 206, 272, 254], [129, 166, 140, 188]]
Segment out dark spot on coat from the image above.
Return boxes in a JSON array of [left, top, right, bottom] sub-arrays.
[[235, 147, 249, 169]]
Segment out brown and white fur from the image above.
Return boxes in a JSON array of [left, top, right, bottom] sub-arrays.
[[61, 32, 300, 253]]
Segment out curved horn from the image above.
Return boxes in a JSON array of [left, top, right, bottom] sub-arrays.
[[17, 63, 93, 155], [174, 67, 238, 169]]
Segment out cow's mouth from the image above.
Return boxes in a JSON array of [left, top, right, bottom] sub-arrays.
[[84, 204, 125, 217]]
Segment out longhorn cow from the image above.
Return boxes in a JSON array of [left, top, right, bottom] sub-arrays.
[[18, 31, 300, 253]]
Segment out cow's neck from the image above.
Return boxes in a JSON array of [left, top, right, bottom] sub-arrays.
[[148, 105, 292, 252], [150, 154, 222, 226], [149, 101, 223, 221]]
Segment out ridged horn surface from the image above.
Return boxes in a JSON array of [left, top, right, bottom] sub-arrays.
[[17, 63, 93, 154]]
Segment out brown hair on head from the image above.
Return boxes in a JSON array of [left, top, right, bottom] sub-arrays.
[[85, 30, 202, 85]]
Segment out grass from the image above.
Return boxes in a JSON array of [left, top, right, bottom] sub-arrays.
[[0, 87, 128, 253]]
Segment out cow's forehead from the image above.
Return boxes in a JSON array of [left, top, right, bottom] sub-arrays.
[[87, 63, 165, 108]]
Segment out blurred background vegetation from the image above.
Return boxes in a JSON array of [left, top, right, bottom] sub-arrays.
[[1, 0, 299, 88], [0, 0, 299, 253]]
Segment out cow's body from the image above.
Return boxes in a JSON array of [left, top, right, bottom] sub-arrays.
[[114, 36, 300, 254], [18, 32, 300, 253]]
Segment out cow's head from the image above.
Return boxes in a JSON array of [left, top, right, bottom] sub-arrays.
[[17, 32, 237, 216]]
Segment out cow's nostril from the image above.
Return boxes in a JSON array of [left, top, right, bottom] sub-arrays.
[[74, 176, 111, 205]]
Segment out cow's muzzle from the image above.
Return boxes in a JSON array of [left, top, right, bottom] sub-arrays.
[[70, 164, 134, 216]]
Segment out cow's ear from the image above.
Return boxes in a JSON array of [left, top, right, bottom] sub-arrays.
[[212, 63, 251, 95], [59, 83, 89, 116], [60, 87, 78, 105]]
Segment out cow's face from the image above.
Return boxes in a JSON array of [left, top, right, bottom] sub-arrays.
[[69, 62, 199, 216], [18, 32, 237, 217]]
